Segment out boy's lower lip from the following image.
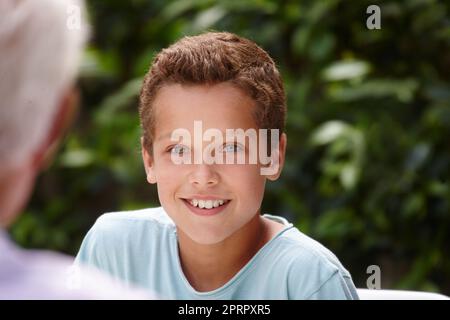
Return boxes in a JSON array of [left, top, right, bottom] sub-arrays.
[[181, 198, 230, 217]]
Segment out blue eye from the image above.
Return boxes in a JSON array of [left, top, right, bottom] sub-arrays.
[[170, 145, 189, 155], [222, 143, 243, 153]]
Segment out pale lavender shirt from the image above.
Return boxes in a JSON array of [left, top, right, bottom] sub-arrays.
[[0, 228, 154, 299]]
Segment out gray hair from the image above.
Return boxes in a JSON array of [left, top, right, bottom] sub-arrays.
[[0, 0, 89, 166]]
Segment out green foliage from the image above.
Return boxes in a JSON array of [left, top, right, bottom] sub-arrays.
[[10, 0, 450, 294]]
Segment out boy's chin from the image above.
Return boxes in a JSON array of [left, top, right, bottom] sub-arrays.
[[182, 228, 232, 245]]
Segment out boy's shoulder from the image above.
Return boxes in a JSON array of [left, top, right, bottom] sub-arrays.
[[262, 221, 357, 299], [95, 206, 175, 228], [86, 207, 176, 244], [267, 222, 352, 279]]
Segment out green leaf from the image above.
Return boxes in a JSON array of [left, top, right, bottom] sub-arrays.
[[322, 60, 371, 81]]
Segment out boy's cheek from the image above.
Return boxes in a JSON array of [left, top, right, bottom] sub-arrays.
[[155, 183, 177, 208]]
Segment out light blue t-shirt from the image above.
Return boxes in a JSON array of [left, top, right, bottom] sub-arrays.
[[75, 207, 359, 300]]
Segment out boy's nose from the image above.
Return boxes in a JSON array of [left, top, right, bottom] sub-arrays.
[[188, 164, 219, 187]]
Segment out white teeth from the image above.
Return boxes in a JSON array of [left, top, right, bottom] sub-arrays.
[[189, 199, 228, 209], [205, 200, 213, 209]]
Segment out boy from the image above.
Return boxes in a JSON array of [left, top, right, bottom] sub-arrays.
[[76, 32, 359, 299]]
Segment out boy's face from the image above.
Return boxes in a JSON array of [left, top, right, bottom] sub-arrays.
[[142, 83, 285, 245]]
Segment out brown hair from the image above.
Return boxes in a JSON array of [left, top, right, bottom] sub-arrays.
[[139, 31, 286, 153]]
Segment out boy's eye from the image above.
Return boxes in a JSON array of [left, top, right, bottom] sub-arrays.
[[169, 144, 189, 155], [222, 143, 243, 153]]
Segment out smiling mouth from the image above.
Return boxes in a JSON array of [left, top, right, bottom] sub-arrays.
[[181, 198, 231, 216], [185, 198, 230, 209]]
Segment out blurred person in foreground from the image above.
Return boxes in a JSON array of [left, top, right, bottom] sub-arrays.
[[0, 0, 153, 299]]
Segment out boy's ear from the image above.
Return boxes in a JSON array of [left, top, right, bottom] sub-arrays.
[[266, 133, 287, 181], [141, 137, 157, 184]]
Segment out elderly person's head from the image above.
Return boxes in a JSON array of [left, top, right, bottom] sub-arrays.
[[0, 0, 89, 227]]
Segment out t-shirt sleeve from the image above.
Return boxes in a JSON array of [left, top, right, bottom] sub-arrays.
[[285, 246, 360, 300], [305, 271, 359, 300], [75, 221, 100, 266], [74, 216, 121, 280]]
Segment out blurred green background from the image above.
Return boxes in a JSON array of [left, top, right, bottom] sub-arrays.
[[9, 0, 450, 294]]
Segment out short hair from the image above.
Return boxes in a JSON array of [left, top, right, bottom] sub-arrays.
[[0, 0, 89, 166], [139, 32, 286, 154]]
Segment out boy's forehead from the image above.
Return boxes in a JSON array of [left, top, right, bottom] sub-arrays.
[[153, 83, 254, 108], [152, 83, 259, 140]]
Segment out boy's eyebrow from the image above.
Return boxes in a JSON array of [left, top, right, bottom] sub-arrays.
[[155, 132, 175, 142], [156, 129, 259, 143]]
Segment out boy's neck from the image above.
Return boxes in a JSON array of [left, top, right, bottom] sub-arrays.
[[177, 213, 284, 292]]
